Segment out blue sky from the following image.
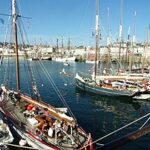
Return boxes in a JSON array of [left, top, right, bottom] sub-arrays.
[[0, 0, 150, 46]]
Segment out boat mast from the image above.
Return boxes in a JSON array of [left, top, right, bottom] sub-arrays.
[[56, 38, 59, 51], [129, 11, 136, 72], [107, 7, 112, 68], [61, 36, 64, 49], [94, 0, 100, 81], [118, 0, 123, 70], [132, 11, 136, 70], [12, 0, 20, 91], [107, 7, 110, 47], [68, 37, 71, 51], [126, 26, 130, 66]]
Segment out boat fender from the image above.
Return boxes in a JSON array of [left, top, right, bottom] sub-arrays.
[[19, 139, 27, 146], [64, 83, 67, 86], [8, 92, 14, 98]]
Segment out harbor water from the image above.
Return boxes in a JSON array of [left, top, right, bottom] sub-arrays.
[[0, 59, 150, 150]]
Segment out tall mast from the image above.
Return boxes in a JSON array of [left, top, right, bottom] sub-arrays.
[[129, 11, 136, 72], [119, 0, 123, 41], [107, 7, 110, 46], [61, 36, 64, 48], [126, 26, 130, 64], [107, 7, 111, 70], [132, 11, 136, 45], [68, 37, 71, 51], [94, 0, 100, 81], [118, 0, 123, 64], [56, 38, 59, 51], [12, 0, 20, 91]]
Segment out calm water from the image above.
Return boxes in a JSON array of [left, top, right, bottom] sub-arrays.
[[0, 58, 150, 150]]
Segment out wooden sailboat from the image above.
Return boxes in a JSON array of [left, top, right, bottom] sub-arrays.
[[75, 0, 147, 97], [0, 0, 93, 149]]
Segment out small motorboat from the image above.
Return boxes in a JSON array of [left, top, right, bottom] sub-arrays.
[[133, 94, 150, 100]]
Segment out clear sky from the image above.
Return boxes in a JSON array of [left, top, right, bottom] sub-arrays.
[[0, 0, 150, 46]]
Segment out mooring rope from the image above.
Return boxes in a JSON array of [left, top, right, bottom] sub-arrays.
[[93, 113, 150, 144], [139, 116, 150, 129], [78, 113, 150, 149]]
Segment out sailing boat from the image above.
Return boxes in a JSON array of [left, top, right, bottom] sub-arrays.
[[0, 0, 93, 149], [75, 0, 146, 97]]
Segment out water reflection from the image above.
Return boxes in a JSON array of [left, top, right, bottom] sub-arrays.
[[75, 88, 150, 149]]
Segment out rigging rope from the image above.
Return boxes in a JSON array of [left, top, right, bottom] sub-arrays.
[[37, 60, 76, 121], [23, 59, 32, 97], [3, 58, 7, 85], [33, 60, 44, 87], [25, 60, 41, 100], [17, 17, 30, 45], [30, 61, 41, 99], [3, 58, 10, 87], [13, 10, 41, 100], [1, 16, 12, 87], [9, 57, 13, 88]]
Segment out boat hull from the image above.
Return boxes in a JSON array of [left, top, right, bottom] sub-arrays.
[[75, 78, 136, 97]]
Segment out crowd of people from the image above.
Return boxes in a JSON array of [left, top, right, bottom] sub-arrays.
[[23, 103, 74, 144]]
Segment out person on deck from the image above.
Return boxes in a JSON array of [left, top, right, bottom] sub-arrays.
[[62, 121, 68, 133], [0, 88, 3, 102], [48, 126, 54, 138], [42, 122, 48, 132]]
